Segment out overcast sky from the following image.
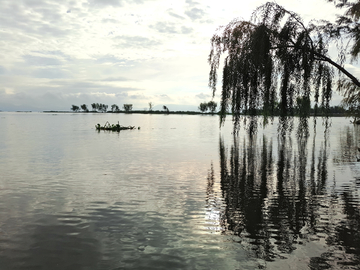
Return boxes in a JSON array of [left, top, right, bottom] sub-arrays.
[[0, 0, 352, 111]]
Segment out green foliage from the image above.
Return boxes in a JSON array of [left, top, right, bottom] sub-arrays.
[[209, 1, 360, 134], [71, 105, 80, 112], [207, 101, 218, 114], [199, 101, 217, 113], [103, 104, 108, 113], [91, 103, 108, 112], [123, 104, 133, 112], [80, 104, 89, 112], [327, 0, 360, 60], [198, 102, 208, 112], [339, 78, 360, 120], [111, 104, 120, 112], [149, 102, 153, 111], [163, 105, 169, 113]]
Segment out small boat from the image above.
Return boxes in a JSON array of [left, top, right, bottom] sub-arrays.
[[95, 121, 136, 131]]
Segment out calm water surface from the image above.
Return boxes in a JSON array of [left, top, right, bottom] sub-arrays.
[[0, 112, 359, 269]]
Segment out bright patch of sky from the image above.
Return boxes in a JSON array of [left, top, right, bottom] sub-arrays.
[[0, 0, 350, 111]]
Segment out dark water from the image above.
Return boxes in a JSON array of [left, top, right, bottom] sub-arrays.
[[0, 113, 359, 269]]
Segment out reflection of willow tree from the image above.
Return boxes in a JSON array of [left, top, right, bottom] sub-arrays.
[[218, 132, 336, 261], [218, 130, 360, 266], [337, 191, 360, 256], [311, 189, 360, 269], [219, 135, 276, 260], [333, 124, 360, 163]]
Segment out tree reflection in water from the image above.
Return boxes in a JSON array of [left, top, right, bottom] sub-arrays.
[[212, 127, 360, 268]]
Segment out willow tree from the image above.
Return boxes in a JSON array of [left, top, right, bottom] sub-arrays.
[[209, 1, 360, 134]]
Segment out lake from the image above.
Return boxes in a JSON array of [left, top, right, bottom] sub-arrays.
[[0, 112, 359, 269]]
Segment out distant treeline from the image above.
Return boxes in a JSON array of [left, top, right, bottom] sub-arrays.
[[240, 104, 348, 117], [68, 102, 219, 114], [61, 102, 349, 117], [69, 103, 172, 113]]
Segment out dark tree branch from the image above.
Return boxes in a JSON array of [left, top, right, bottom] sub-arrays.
[[313, 51, 360, 87], [270, 44, 360, 87]]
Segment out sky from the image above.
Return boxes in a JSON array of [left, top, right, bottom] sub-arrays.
[[0, 0, 353, 111]]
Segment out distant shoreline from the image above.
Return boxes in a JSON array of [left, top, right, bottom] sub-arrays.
[[1, 110, 350, 117], [41, 111, 350, 117], [42, 110, 213, 115]]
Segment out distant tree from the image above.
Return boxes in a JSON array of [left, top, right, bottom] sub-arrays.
[[207, 101, 217, 114], [96, 103, 108, 113], [71, 105, 80, 112], [123, 104, 133, 112], [149, 102, 154, 111], [111, 104, 119, 112], [199, 102, 208, 113], [81, 104, 89, 112], [103, 104, 108, 113], [91, 103, 97, 112], [163, 105, 169, 113]]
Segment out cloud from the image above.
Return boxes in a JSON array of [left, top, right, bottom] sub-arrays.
[[0, 66, 6, 75], [168, 11, 185, 20], [86, 0, 154, 8], [185, 0, 199, 7], [31, 68, 69, 79], [101, 18, 120, 24], [5, 0, 329, 113], [149, 22, 193, 35], [23, 55, 62, 66], [49, 80, 141, 92], [93, 55, 134, 65], [181, 26, 193, 34], [0, 1, 69, 39], [87, 0, 124, 7], [101, 76, 130, 82], [128, 93, 151, 100], [150, 22, 178, 34], [157, 94, 173, 102], [185, 7, 206, 20], [32, 50, 69, 58], [195, 93, 211, 100], [114, 36, 162, 49]]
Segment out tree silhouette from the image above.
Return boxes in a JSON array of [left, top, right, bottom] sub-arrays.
[[80, 104, 89, 112], [163, 105, 169, 113], [207, 101, 217, 114], [123, 104, 133, 112], [209, 1, 360, 132], [111, 104, 119, 112], [198, 102, 208, 113], [71, 105, 80, 112]]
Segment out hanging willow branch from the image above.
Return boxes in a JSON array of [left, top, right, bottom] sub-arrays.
[[209, 1, 360, 135]]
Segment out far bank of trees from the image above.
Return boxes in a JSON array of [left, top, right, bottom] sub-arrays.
[[198, 101, 218, 114], [69, 101, 349, 116], [69, 103, 168, 113], [71, 103, 125, 113]]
